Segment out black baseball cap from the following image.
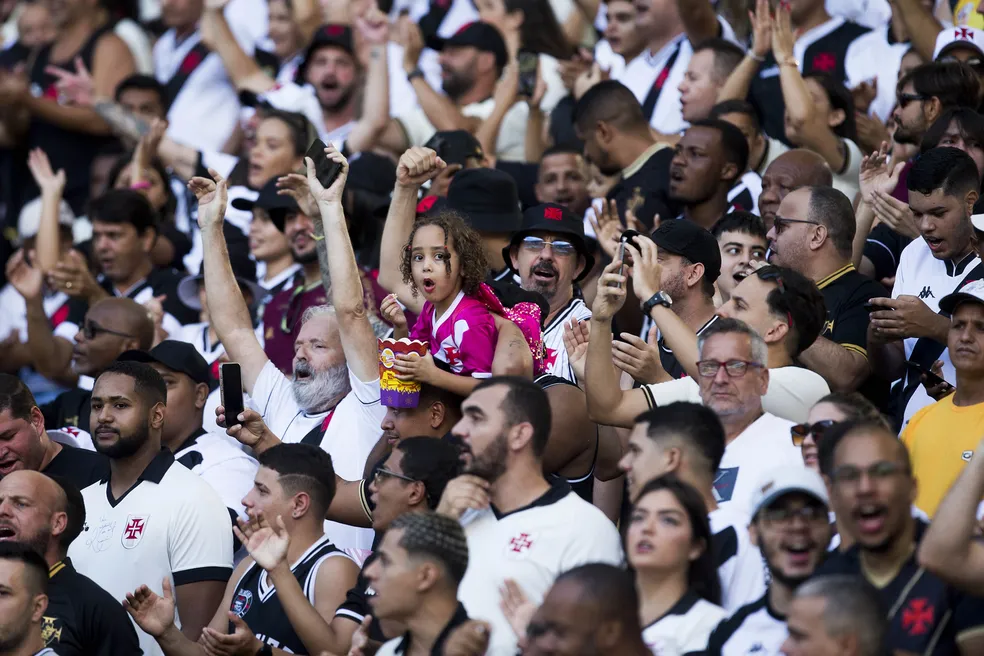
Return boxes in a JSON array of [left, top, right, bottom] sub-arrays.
[[118, 341, 215, 390], [425, 130, 485, 167], [503, 203, 595, 282], [650, 220, 721, 284], [440, 22, 508, 71], [295, 24, 355, 83], [424, 168, 523, 233], [231, 178, 299, 232]]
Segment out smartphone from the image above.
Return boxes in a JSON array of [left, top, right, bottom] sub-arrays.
[[614, 241, 627, 288], [863, 301, 878, 313], [305, 138, 343, 189], [518, 51, 538, 98], [219, 363, 245, 428], [613, 230, 642, 288], [907, 360, 947, 388]]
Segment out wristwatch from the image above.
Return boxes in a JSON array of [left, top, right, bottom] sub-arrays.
[[407, 68, 425, 82], [641, 291, 673, 315]]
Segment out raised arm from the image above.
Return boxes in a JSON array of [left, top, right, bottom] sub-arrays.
[[345, 9, 391, 154], [25, 149, 65, 274], [717, 0, 770, 103], [400, 22, 478, 134], [798, 336, 870, 392], [192, 170, 271, 393], [377, 147, 447, 313], [475, 60, 519, 159], [200, 0, 275, 94], [891, 0, 943, 64]]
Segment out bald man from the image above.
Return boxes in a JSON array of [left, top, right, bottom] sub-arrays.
[[32, 298, 154, 434], [0, 471, 140, 655], [758, 149, 833, 230]]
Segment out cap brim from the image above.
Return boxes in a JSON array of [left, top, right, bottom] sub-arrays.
[[938, 41, 984, 60], [231, 197, 257, 212], [502, 234, 596, 282], [939, 291, 984, 315], [753, 485, 829, 518]]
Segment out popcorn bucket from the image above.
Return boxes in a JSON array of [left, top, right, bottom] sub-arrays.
[[378, 338, 429, 408]]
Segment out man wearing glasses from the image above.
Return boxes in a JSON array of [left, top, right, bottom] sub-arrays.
[[767, 185, 888, 398], [817, 420, 984, 656], [705, 467, 832, 656]]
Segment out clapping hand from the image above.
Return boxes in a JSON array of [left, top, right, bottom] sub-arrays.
[[200, 613, 262, 656], [5, 250, 42, 301], [122, 579, 177, 638], [612, 326, 667, 384], [189, 168, 228, 229], [234, 511, 290, 572], [622, 237, 663, 304], [748, 0, 773, 60], [859, 141, 905, 204], [562, 317, 590, 381], [26, 148, 65, 199]]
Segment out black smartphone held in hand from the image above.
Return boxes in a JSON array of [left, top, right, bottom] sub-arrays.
[[518, 51, 538, 97], [614, 229, 642, 287], [305, 138, 342, 189], [219, 363, 245, 428], [864, 301, 878, 313], [907, 360, 948, 388]]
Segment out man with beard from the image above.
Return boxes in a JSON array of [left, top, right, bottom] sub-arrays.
[[504, 204, 594, 382], [198, 160, 384, 554], [757, 149, 833, 232], [0, 375, 107, 492], [0, 542, 56, 656], [68, 361, 233, 656], [705, 467, 832, 655], [438, 376, 623, 656], [0, 471, 140, 654], [816, 420, 984, 655], [379, 22, 529, 161]]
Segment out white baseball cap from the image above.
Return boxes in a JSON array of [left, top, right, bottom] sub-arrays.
[[749, 466, 829, 519], [933, 26, 984, 60], [17, 197, 75, 241], [939, 278, 984, 314]]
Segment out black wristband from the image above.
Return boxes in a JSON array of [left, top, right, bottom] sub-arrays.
[[407, 68, 425, 82]]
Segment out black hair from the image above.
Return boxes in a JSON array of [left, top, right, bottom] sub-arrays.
[[899, 61, 982, 113], [46, 475, 85, 552], [416, 384, 465, 423], [88, 189, 159, 235], [708, 100, 762, 135], [554, 563, 642, 628], [804, 73, 857, 143], [390, 511, 469, 584], [0, 374, 37, 422], [257, 107, 314, 157], [633, 402, 726, 476], [921, 108, 984, 177], [113, 74, 166, 106], [689, 119, 750, 179], [710, 211, 767, 242], [0, 541, 49, 597], [540, 143, 583, 161], [98, 361, 167, 408], [755, 265, 826, 357], [907, 146, 980, 198], [396, 437, 464, 510], [807, 186, 856, 258], [503, 0, 572, 60], [107, 152, 178, 223], [819, 419, 911, 478], [693, 38, 745, 82], [258, 444, 337, 518], [632, 476, 721, 605], [473, 376, 552, 456], [573, 81, 649, 136]]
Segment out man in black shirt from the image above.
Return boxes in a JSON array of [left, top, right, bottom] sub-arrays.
[[0, 542, 55, 656], [0, 470, 140, 654], [768, 185, 887, 396], [0, 375, 107, 490], [816, 420, 984, 654]]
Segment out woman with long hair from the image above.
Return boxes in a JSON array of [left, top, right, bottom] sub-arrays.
[[627, 476, 727, 655]]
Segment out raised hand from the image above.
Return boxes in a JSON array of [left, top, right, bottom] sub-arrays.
[[437, 475, 491, 520], [588, 199, 623, 260], [122, 578, 177, 638], [859, 141, 905, 204], [355, 3, 389, 45], [188, 168, 228, 229], [771, 2, 795, 62], [46, 56, 94, 107], [562, 317, 590, 382], [749, 0, 773, 60], [592, 260, 628, 321], [399, 20, 425, 72], [304, 144, 349, 205], [5, 250, 42, 301], [234, 512, 290, 572], [276, 172, 319, 218], [396, 147, 447, 188], [26, 148, 66, 199], [871, 190, 920, 239], [612, 326, 666, 384], [134, 118, 167, 173], [623, 237, 662, 303]]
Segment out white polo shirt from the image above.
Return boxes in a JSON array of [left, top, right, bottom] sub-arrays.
[[250, 360, 385, 556], [397, 98, 529, 161], [457, 484, 624, 655], [710, 504, 766, 613], [174, 429, 258, 519], [642, 591, 728, 655], [542, 297, 592, 383], [68, 449, 234, 656], [714, 412, 804, 517]]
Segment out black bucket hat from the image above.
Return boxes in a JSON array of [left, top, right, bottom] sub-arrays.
[[502, 203, 595, 282]]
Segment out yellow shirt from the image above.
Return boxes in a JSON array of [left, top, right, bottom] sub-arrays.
[[901, 394, 984, 517]]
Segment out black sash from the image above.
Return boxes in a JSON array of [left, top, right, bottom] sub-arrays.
[[164, 41, 211, 112], [640, 45, 681, 121]]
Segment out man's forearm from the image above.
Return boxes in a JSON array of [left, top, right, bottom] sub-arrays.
[[156, 625, 206, 656], [410, 78, 471, 132], [584, 316, 627, 425], [893, 0, 942, 63], [799, 336, 870, 392], [93, 100, 149, 142], [25, 96, 111, 135], [25, 299, 73, 380], [866, 337, 906, 381], [346, 44, 390, 153]]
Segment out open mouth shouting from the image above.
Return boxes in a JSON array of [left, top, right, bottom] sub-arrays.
[[854, 504, 888, 536], [420, 277, 437, 295], [781, 539, 816, 568], [0, 525, 17, 540], [924, 236, 944, 254], [531, 263, 558, 284]]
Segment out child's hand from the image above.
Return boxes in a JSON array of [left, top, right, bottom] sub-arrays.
[[394, 351, 436, 384], [381, 293, 408, 335]]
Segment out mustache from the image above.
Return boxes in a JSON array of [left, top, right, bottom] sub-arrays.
[[532, 262, 558, 275]]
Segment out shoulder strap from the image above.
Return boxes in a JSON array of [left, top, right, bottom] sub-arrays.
[[640, 44, 682, 121], [164, 41, 211, 112]]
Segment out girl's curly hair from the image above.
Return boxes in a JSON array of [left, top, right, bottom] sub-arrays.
[[400, 210, 489, 297]]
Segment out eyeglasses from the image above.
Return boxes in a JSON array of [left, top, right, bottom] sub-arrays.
[[696, 359, 764, 378], [82, 320, 135, 341], [897, 92, 928, 109], [755, 267, 795, 330], [772, 215, 820, 235], [373, 467, 418, 485], [520, 236, 577, 257], [830, 461, 909, 487], [761, 505, 828, 526], [790, 420, 837, 447]]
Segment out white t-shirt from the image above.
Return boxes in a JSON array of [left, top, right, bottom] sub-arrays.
[[543, 297, 592, 383], [457, 485, 624, 655], [642, 592, 728, 656], [715, 413, 804, 517], [639, 366, 830, 423], [0, 284, 71, 400], [174, 430, 258, 519], [397, 97, 530, 161], [710, 504, 765, 613], [832, 139, 863, 204], [705, 593, 788, 656], [68, 450, 234, 656], [893, 240, 980, 426], [250, 360, 385, 555], [825, 0, 892, 29]]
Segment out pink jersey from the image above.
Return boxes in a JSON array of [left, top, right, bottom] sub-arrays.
[[410, 291, 497, 377]]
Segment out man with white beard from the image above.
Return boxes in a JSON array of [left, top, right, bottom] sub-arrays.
[[193, 163, 384, 555]]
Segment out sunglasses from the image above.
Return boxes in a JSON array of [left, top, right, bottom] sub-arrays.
[[373, 467, 418, 485], [82, 320, 135, 341], [938, 55, 984, 71], [896, 92, 928, 109], [696, 359, 763, 378], [760, 504, 828, 526], [772, 215, 820, 235], [790, 420, 837, 447], [520, 236, 577, 257]]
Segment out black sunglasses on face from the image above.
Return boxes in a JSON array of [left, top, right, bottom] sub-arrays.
[[772, 215, 820, 235], [82, 320, 135, 341], [897, 92, 928, 109], [790, 419, 837, 447]]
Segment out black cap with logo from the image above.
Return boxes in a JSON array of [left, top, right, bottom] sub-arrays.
[[439, 22, 508, 71], [295, 24, 355, 83], [503, 203, 595, 282], [423, 168, 523, 233], [231, 178, 300, 232], [650, 220, 721, 284], [118, 340, 216, 390]]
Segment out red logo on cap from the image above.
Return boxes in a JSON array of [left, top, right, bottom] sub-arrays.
[[454, 22, 476, 37], [417, 196, 438, 214], [324, 25, 345, 37], [544, 207, 563, 221], [957, 27, 974, 39]]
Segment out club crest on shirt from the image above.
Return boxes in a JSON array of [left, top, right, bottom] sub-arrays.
[[41, 617, 62, 645], [121, 515, 150, 549], [232, 589, 253, 617], [713, 467, 739, 502], [87, 517, 116, 553], [505, 532, 535, 558]]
